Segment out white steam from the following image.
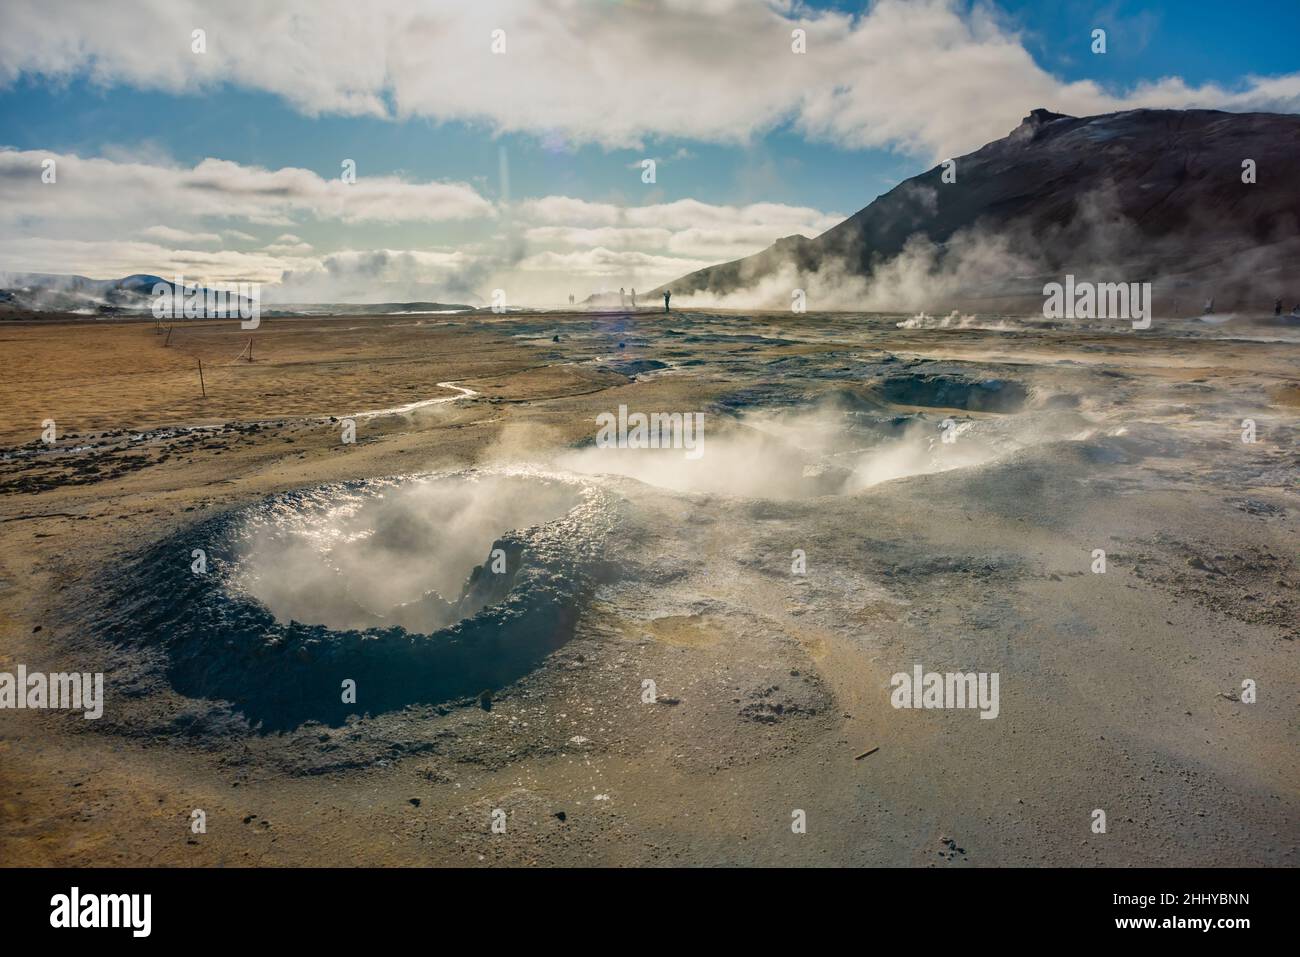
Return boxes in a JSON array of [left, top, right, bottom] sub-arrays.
[[557, 403, 1086, 499], [233, 473, 581, 633]]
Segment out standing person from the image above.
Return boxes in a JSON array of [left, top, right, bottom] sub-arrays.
[[630, 288, 637, 309], [663, 289, 671, 313], [1275, 298, 1283, 317], [620, 287, 626, 309]]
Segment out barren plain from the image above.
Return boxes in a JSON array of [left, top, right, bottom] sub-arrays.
[[1, 309, 1296, 866]]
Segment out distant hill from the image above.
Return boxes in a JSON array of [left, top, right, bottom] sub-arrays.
[[0, 274, 474, 318], [262, 301, 475, 317], [0, 272, 257, 316], [650, 108, 1300, 312]]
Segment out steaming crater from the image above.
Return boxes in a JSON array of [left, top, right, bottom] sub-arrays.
[[558, 373, 1087, 500], [103, 469, 615, 730], [234, 473, 583, 633], [559, 409, 1031, 498]]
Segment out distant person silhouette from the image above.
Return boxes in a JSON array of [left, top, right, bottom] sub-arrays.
[[1275, 298, 1283, 317], [663, 289, 671, 313], [620, 287, 626, 309], [1203, 297, 1214, 315], [630, 288, 637, 309]]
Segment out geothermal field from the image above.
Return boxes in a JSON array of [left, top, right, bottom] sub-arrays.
[[1, 308, 1295, 867]]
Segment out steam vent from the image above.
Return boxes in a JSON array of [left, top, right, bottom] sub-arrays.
[[100, 471, 614, 730]]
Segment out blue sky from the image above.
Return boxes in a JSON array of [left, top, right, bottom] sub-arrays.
[[2, 0, 1297, 304], [0, 78, 907, 214]]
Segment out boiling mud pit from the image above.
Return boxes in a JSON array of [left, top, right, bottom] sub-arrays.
[[100, 470, 616, 730], [558, 368, 1081, 499], [236, 474, 582, 634]]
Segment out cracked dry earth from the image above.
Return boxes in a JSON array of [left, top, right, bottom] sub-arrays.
[[1, 309, 1296, 866]]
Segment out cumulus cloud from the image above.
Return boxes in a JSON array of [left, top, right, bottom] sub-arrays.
[[263, 243, 314, 255], [520, 198, 842, 260], [0, 149, 493, 228], [525, 226, 676, 250], [2, 0, 1297, 158], [516, 196, 842, 233], [518, 247, 711, 278], [0, 236, 312, 284], [0, 146, 844, 301], [140, 224, 222, 245], [272, 249, 473, 303]]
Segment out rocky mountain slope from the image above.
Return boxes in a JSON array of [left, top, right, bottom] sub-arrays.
[[652, 108, 1300, 312]]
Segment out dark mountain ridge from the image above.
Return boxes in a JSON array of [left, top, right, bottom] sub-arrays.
[[651, 108, 1300, 312]]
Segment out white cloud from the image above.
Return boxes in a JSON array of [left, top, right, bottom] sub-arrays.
[[525, 220, 835, 261], [1, 0, 1297, 159], [272, 248, 473, 302], [0, 145, 844, 302], [516, 196, 841, 234], [518, 197, 844, 263], [264, 234, 313, 254], [0, 237, 314, 284], [519, 247, 710, 277], [140, 224, 222, 245], [526, 226, 675, 250], [0, 149, 493, 229]]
